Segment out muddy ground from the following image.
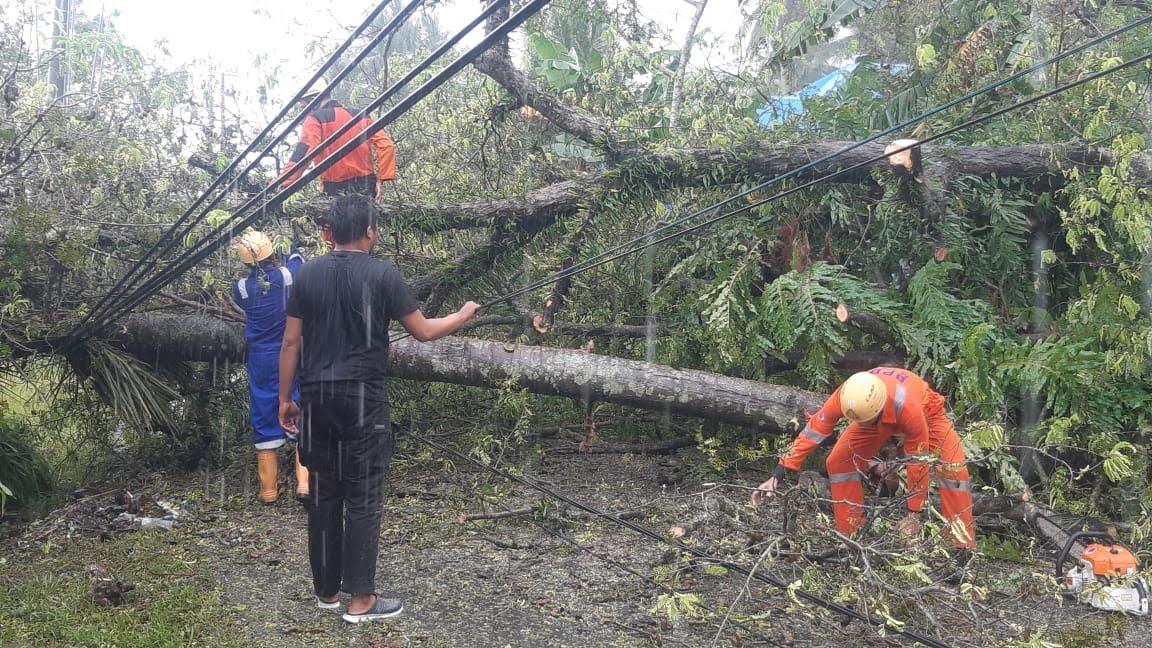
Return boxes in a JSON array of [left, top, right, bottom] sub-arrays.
[[5, 436, 1152, 647]]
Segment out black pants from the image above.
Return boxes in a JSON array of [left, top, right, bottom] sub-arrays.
[[298, 381, 394, 596], [322, 175, 375, 197]]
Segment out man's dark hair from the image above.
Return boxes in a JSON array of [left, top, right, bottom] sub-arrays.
[[328, 194, 378, 244]]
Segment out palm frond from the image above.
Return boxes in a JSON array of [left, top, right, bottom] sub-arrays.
[[70, 340, 181, 432]]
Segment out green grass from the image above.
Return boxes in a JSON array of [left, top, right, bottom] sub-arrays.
[[0, 363, 97, 492], [0, 529, 256, 648]]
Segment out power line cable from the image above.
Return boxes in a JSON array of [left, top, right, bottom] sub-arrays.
[[72, 12, 1149, 344], [70, 0, 417, 342], [499, 50, 1152, 305], [456, 473, 789, 646], [79, 0, 541, 335], [84, 0, 515, 330], [90, 0, 514, 327], [410, 427, 953, 647], [384, 42, 1152, 345], [424, 16, 1151, 321], [74, 0, 433, 338], [491, 16, 1152, 306]]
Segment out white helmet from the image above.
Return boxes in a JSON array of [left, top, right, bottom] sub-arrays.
[[840, 372, 887, 422], [233, 229, 274, 265], [300, 76, 331, 101]]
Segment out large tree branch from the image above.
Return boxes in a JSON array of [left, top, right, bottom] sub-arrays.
[[473, 2, 625, 153], [345, 142, 1145, 235]]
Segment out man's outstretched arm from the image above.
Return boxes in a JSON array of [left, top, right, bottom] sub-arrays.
[[399, 302, 480, 342]]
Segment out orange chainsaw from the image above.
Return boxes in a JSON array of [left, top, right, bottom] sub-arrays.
[[1056, 531, 1148, 615]]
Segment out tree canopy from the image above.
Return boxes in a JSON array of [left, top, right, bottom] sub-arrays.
[[1, 0, 1151, 526]]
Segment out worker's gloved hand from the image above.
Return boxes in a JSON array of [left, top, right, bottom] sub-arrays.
[[751, 464, 792, 506]]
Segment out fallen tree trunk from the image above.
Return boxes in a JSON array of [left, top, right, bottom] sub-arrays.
[[389, 337, 821, 432], [99, 314, 824, 433], [288, 143, 1146, 235]]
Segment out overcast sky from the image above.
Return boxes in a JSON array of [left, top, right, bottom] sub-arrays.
[[108, 0, 745, 86]]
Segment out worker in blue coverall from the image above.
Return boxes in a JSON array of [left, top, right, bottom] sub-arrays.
[[232, 229, 307, 504]]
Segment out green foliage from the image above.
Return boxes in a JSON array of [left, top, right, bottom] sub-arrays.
[[694, 256, 997, 389], [0, 412, 53, 511], [526, 32, 599, 92], [902, 260, 992, 383], [740, 0, 887, 73], [755, 263, 862, 388], [650, 592, 707, 621]]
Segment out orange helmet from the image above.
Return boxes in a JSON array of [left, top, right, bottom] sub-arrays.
[[233, 229, 274, 265], [840, 372, 887, 422]]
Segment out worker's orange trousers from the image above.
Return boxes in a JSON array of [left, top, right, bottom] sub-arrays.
[[824, 399, 975, 549]]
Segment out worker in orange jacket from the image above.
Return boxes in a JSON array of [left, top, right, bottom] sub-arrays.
[[752, 368, 976, 551], [277, 77, 396, 201]]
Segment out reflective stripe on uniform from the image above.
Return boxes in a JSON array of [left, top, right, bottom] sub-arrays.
[[893, 385, 907, 417], [938, 478, 971, 492], [236, 279, 249, 300], [278, 266, 293, 286], [828, 471, 860, 484], [800, 425, 828, 443]]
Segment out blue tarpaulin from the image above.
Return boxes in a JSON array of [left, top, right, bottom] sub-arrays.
[[758, 63, 904, 127]]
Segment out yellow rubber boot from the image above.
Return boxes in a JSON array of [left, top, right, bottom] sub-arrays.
[[256, 449, 279, 504], [294, 448, 311, 503]]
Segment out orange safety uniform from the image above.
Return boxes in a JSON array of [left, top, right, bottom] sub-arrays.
[[279, 99, 396, 192], [779, 367, 975, 548]]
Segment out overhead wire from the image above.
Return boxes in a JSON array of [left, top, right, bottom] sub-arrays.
[[89, 0, 516, 326], [70, 13, 1149, 344], [486, 15, 1152, 307], [486, 16, 1152, 304], [410, 426, 953, 647], [381, 19, 1152, 346], [69, 0, 415, 343], [82, 0, 516, 330], [78, 0, 544, 336], [388, 48, 1152, 344], [481, 50, 1152, 311], [457, 472, 789, 646]]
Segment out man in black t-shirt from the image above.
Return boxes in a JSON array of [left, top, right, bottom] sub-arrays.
[[278, 194, 479, 624]]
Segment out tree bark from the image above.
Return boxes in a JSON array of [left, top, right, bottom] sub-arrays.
[[459, 314, 668, 338], [323, 143, 1149, 236], [96, 313, 824, 433], [473, 2, 624, 154], [390, 336, 821, 432]]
